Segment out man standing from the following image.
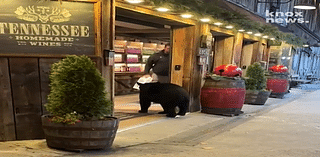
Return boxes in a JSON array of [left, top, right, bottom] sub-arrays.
[[144, 43, 170, 83]]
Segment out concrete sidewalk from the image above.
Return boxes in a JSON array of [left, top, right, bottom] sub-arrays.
[[0, 86, 317, 157]]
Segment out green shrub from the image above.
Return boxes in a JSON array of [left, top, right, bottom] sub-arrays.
[[245, 62, 267, 91], [46, 55, 112, 124]]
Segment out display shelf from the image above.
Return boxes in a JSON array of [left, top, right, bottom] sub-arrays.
[[142, 55, 150, 63], [114, 40, 127, 53], [114, 41, 165, 73], [126, 54, 140, 63], [127, 63, 142, 72], [114, 63, 127, 72], [114, 54, 124, 63]]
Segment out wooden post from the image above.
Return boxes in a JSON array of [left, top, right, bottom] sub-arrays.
[[265, 45, 271, 69], [181, 24, 202, 112], [101, 0, 115, 110], [233, 33, 244, 67], [251, 40, 265, 64]]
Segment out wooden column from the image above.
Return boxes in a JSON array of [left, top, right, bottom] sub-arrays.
[[101, 0, 115, 108], [265, 45, 271, 69], [179, 24, 202, 112], [232, 33, 244, 67], [241, 43, 254, 76], [0, 58, 15, 141], [251, 40, 265, 64]]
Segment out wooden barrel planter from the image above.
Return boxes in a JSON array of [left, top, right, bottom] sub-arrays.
[[266, 73, 289, 98], [41, 115, 119, 151], [200, 79, 246, 116], [244, 90, 271, 105]]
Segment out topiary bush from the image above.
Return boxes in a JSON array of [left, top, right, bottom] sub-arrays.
[[245, 62, 267, 91], [46, 55, 112, 124]]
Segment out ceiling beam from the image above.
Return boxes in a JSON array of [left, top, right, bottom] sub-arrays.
[[116, 29, 170, 34], [116, 15, 165, 29], [115, 1, 197, 26]]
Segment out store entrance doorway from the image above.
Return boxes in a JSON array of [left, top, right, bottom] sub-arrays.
[[113, 7, 192, 119]]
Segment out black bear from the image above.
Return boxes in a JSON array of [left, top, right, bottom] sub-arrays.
[[138, 82, 189, 117]]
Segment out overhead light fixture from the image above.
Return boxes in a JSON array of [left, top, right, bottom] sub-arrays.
[[247, 31, 253, 34], [226, 25, 233, 29], [156, 7, 169, 12], [294, 4, 316, 10], [270, 38, 275, 40], [238, 29, 245, 32], [287, 57, 291, 60], [200, 18, 210, 22], [125, 0, 144, 4], [254, 33, 262, 36], [262, 35, 269, 39], [303, 44, 309, 47], [213, 22, 223, 26], [281, 57, 286, 60], [181, 14, 193, 18]]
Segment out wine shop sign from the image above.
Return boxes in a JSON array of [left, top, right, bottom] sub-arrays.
[[0, 0, 95, 55]]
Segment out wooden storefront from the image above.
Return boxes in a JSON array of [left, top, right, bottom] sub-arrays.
[[0, 0, 114, 141], [0, 0, 205, 141], [0, 0, 273, 141]]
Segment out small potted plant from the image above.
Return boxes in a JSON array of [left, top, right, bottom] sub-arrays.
[[244, 62, 271, 105], [201, 64, 246, 116], [41, 55, 119, 151]]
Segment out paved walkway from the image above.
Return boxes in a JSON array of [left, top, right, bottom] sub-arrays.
[[0, 85, 319, 157]]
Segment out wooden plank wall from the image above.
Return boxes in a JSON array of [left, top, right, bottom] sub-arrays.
[[214, 36, 235, 68], [214, 37, 225, 68], [171, 27, 187, 86], [0, 58, 15, 141], [39, 58, 60, 115], [9, 58, 44, 140], [223, 37, 235, 65]]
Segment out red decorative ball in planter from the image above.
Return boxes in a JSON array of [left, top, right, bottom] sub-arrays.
[[268, 65, 288, 73], [201, 65, 245, 116], [214, 64, 243, 77], [267, 65, 289, 98]]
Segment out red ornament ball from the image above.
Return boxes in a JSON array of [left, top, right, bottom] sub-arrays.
[[214, 64, 242, 77], [268, 65, 288, 73]]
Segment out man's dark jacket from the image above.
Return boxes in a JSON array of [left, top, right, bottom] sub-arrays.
[[144, 50, 169, 76]]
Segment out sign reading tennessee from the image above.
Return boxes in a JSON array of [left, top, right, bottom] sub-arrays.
[[0, 0, 95, 55]]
